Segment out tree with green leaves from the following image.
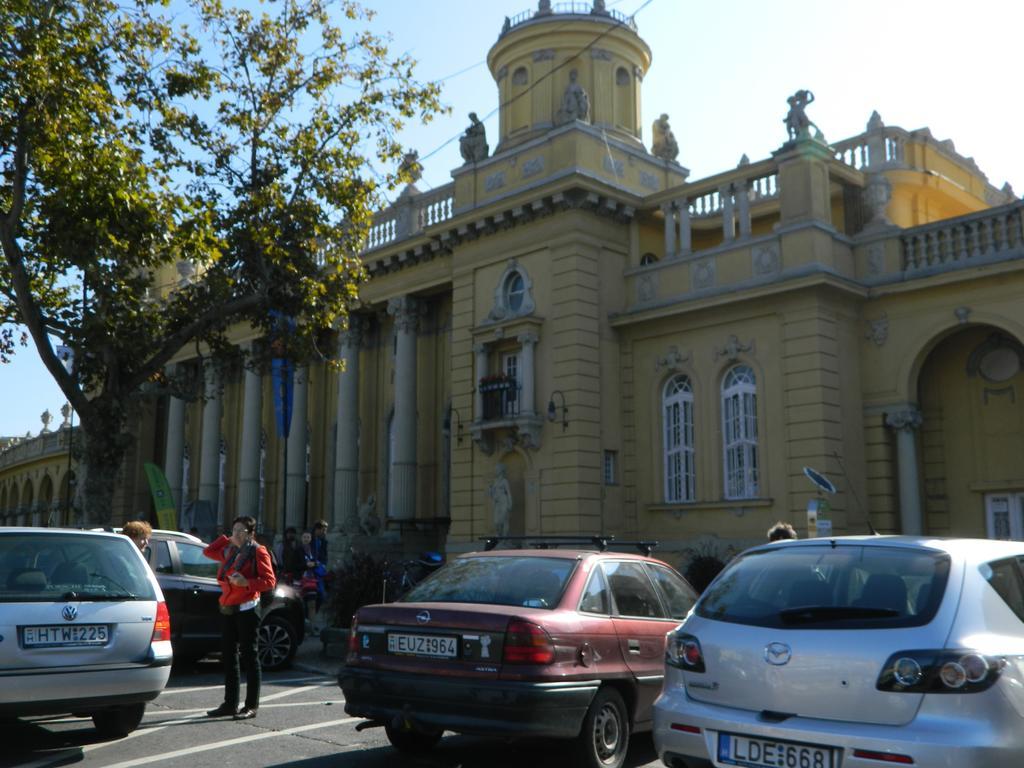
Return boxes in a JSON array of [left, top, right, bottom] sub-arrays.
[[0, 0, 443, 524]]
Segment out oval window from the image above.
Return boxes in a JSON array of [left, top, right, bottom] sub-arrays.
[[979, 347, 1021, 382], [505, 273, 525, 312]]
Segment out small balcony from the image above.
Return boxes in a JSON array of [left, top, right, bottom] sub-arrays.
[[479, 375, 520, 421]]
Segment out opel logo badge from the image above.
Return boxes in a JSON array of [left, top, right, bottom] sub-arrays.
[[62, 605, 78, 622], [416, 610, 431, 624], [764, 642, 791, 665]]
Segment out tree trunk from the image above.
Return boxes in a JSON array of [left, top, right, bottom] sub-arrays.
[[78, 400, 132, 528]]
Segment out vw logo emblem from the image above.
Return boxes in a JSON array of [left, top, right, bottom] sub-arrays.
[[416, 610, 431, 624], [764, 642, 791, 665], [61, 605, 78, 622]]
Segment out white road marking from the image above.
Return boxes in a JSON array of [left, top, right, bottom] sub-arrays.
[[99, 717, 362, 768], [157, 674, 328, 695], [257, 682, 335, 702], [146, 700, 346, 717]]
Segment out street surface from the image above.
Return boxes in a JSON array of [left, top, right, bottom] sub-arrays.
[[3, 659, 662, 768]]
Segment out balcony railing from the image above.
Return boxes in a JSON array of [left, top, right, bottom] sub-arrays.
[[501, 3, 637, 37], [364, 183, 455, 253], [479, 376, 520, 421], [901, 200, 1024, 274]]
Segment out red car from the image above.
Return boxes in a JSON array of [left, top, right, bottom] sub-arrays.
[[339, 537, 698, 768]]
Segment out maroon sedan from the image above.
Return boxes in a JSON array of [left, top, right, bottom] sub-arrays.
[[339, 538, 697, 768]]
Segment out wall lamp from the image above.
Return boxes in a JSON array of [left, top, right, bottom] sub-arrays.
[[444, 406, 464, 444], [547, 390, 569, 431]]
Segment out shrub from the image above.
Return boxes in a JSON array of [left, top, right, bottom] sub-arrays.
[[325, 550, 388, 628], [681, 537, 734, 594]]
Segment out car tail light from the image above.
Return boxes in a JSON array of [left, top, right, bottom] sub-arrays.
[[666, 631, 705, 672], [877, 650, 1005, 693], [502, 619, 555, 664], [346, 616, 360, 661], [152, 601, 171, 642], [851, 749, 914, 764]]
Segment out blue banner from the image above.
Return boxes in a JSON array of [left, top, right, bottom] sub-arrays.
[[270, 312, 296, 438]]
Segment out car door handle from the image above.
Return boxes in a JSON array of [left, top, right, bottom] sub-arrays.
[[627, 639, 640, 653]]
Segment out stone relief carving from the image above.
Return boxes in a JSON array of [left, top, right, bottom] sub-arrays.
[[867, 243, 884, 275], [358, 495, 380, 536], [863, 174, 893, 228], [955, 306, 972, 325], [783, 89, 821, 142], [603, 156, 624, 177], [715, 335, 754, 362], [655, 345, 690, 373], [532, 49, 555, 62], [521, 156, 545, 178], [459, 112, 489, 164], [557, 69, 590, 124], [590, 48, 612, 61], [865, 314, 889, 347], [885, 407, 922, 431], [637, 274, 655, 303], [753, 243, 780, 276], [639, 171, 659, 190], [485, 171, 506, 192], [489, 463, 513, 537], [692, 258, 715, 290], [651, 114, 679, 162]]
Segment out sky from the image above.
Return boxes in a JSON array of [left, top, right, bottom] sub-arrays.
[[2, 0, 1022, 438]]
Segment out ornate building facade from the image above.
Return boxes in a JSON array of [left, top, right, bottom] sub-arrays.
[[3, 2, 1023, 558]]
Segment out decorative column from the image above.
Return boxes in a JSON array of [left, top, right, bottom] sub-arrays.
[[885, 407, 923, 535], [285, 366, 309, 530], [333, 319, 364, 532], [517, 332, 539, 416], [676, 197, 691, 255], [720, 184, 735, 242], [388, 296, 420, 521], [197, 361, 222, 513], [164, 363, 186, 515], [735, 179, 751, 238], [236, 349, 263, 523], [661, 202, 677, 257], [474, 342, 488, 422]]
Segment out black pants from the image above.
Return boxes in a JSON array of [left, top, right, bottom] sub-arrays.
[[221, 608, 260, 710]]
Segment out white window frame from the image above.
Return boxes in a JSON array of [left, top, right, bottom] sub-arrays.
[[501, 351, 519, 416], [986, 493, 1024, 540], [504, 272, 526, 313], [663, 375, 695, 503], [722, 365, 759, 500]]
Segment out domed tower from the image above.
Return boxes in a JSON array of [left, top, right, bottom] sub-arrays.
[[487, 1, 651, 153]]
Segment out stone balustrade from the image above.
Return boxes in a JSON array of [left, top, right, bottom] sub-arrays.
[[364, 183, 455, 254], [833, 128, 906, 170], [901, 200, 1024, 274], [0, 429, 72, 470], [501, 3, 637, 37]]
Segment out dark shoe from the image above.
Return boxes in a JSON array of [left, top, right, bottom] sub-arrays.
[[206, 703, 239, 718], [233, 707, 258, 720]]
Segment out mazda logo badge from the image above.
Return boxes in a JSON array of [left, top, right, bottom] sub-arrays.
[[416, 610, 431, 624], [62, 605, 78, 622], [764, 642, 791, 665]]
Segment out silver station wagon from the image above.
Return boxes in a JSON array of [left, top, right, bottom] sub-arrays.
[[654, 536, 1024, 768], [0, 528, 172, 736]]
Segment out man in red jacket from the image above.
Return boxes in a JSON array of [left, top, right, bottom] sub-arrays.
[[203, 515, 276, 720]]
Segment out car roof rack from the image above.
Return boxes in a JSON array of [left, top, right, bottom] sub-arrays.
[[481, 535, 615, 552], [604, 541, 659, 557]]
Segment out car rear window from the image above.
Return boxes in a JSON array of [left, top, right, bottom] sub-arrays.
[[982, 557, 1024, 623], [401, 556, 576, 609], [0, 533, 156, 602], [696, 544, 950, 629]]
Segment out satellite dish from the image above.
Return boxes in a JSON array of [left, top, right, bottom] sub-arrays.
[[803, 466, 836, 495]]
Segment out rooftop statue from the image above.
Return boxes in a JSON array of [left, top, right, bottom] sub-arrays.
[[399, 150, 422, 183], [557, 69, 590, 125], [651, 113, 679, 161], [459, 112, 489, 164], [784, 89, 820, 142]]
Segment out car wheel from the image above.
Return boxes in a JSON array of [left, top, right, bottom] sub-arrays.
[[258, 613, 297, 671], [576, 687, 629, 768], [384, 723, 443, 754], [92, 703, 146, 738]]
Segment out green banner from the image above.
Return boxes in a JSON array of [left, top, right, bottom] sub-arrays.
[[144, 462, 178, 531]]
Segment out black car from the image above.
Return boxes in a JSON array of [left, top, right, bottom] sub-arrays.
[[145, 530, 306, 670]]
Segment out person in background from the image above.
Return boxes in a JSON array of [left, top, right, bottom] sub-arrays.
[[274, 526, 302, 581], [767, 521, 798, 542], [122, 520, 152, 552], [203, 515, 276, 720], [311, 519, 329, 567], [299, 529, 327, 636]]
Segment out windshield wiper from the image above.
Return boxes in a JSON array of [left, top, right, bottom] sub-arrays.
[[780, 606, 900, 624], [88, 573, 138, 599], [63, 590, 138, 601]]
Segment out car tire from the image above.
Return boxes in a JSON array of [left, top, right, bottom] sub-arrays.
[[384, 722, 443, 754], [576, 687, 629, 768], [258, 613, 297, 671], [92, 703, 146, 738]]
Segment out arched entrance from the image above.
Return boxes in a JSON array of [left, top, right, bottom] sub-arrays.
[[38, 475, 54, 526], [21, 478, 33, 526], [918, 326, 1024, 538]]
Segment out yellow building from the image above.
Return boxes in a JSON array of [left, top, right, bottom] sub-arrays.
[[3, 2, 1023, 559]]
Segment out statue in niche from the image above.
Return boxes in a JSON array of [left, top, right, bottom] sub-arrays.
[[784, 89, 819, 141], [488, 463, 513, 538], [651, 113, 679, 161], [459, 112, 489, 164], [557, 70, 590, 125], [358, 494, 380, 536]]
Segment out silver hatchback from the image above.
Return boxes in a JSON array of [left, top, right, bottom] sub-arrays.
[[0, 528, 172, 736], [654, 536, 1024, 768]]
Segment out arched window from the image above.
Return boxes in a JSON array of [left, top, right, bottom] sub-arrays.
[[640, 252, 659, 266], [663, 375, 695, 503], [615, 67, 630, 86], [504, 271, 526, 312], [721, 365, 759, 499]]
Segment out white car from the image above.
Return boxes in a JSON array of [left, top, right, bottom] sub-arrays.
[[0, 527, 172, 736], [654, 536, 1024, 768]]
